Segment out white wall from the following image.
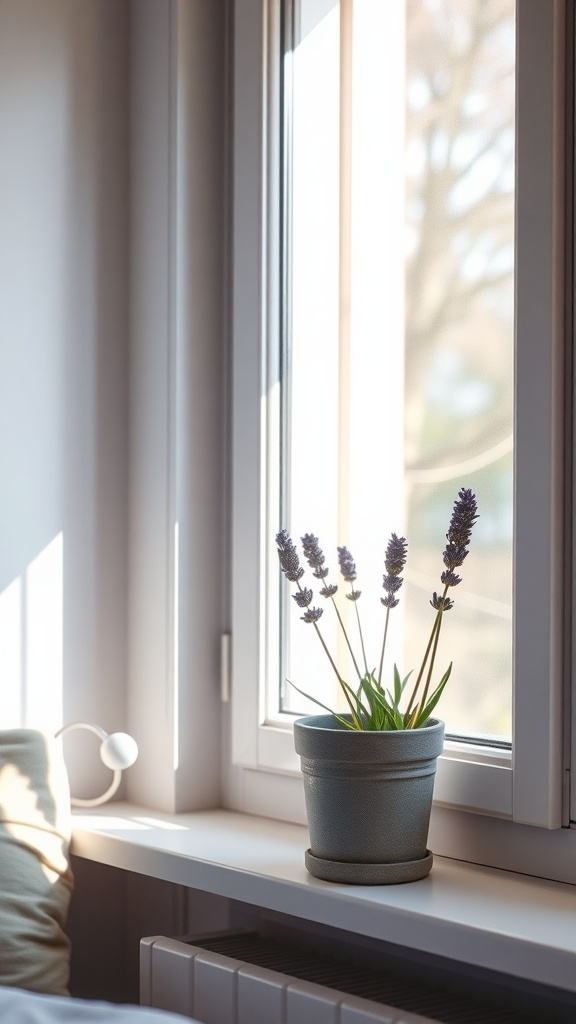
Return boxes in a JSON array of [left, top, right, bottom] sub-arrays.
[[0, 0, 227, 810], [0, 0, 130, 796]]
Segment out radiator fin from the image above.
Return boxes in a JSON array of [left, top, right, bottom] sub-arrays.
[[140, 930, 568, 1024], [186, 932, 534, 1023]]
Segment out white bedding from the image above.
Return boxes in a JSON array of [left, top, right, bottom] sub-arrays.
[[0, 987, 200, 1024]]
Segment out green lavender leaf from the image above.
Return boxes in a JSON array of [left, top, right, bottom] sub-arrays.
[[287, 679, 357, 730], [412, 663, 452, 728]]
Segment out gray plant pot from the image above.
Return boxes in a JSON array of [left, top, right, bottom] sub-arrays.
[[294, 714, 445, 885]]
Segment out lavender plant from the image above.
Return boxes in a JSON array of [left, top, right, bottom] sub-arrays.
[[276, 487, 478, 731]]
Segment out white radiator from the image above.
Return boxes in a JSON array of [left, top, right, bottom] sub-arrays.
[[140, 932, 443, 1024]]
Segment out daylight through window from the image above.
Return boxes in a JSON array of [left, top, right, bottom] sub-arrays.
[[274, 0, 515, 745]]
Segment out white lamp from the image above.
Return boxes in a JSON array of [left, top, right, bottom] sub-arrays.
[[55, 723, 138, 807]]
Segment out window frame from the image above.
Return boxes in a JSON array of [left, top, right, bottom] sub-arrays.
[[230, 0, 576, 860]]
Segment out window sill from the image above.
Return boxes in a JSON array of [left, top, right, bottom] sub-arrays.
[[71, 803, 576, 996]]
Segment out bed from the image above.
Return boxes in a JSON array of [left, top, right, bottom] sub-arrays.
[[0, 986, 198, 1024]]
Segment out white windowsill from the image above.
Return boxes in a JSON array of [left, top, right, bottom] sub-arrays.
[[71, 803, 576, 996]]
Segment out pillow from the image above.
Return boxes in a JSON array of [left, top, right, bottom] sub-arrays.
[[0, 729, 74, 996]]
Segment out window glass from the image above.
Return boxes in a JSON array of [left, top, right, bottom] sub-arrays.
[[275, 0, 515, 744]]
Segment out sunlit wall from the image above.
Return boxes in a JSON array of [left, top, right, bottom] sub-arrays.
[[0, 0, 129, 797]]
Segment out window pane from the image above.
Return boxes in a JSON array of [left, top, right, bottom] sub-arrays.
[[275, 0, 515, 744]]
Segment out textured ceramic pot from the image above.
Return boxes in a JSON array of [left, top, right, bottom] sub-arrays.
[[294, 714, 444, 884]]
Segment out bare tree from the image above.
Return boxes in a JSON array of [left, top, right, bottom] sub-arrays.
[[404, 0, 515, 473]]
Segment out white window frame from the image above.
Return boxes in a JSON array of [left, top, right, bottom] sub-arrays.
[[230, 0, 576, 873]]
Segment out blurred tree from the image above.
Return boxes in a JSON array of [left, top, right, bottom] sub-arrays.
[[404, 0, 514, 476]]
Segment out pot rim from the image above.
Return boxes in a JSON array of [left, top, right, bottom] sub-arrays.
[[294, 713, 443, 734], [293, 714, 445, 762]]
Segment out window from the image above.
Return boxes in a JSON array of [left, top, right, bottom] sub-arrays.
[[275, 0, 515, 748], [231, 0, 576, 871]]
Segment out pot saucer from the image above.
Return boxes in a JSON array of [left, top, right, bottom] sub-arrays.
[[304, 848, 433, 885]]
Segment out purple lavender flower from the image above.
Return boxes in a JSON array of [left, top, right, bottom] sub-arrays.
[[301, 533, 330, 580], [443, 488, 478, 570], [302, 606, 323, 624], [385, 532, 407, 575], [405, 488, 478, 726], [276, 529, 304, 583], [431, 592, 454, 612], [381, 533, 407, 609], [292, 588, 313, 608], [443, 544, 468, 573], [301, 534, 339, 601], [275, 528, 359, 717], [441, 570, 461, 587], [337, 546, 357, 582], [433, 488, 478, 606], [276, 486, 478, 730], [337, 546, 361, 600]]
